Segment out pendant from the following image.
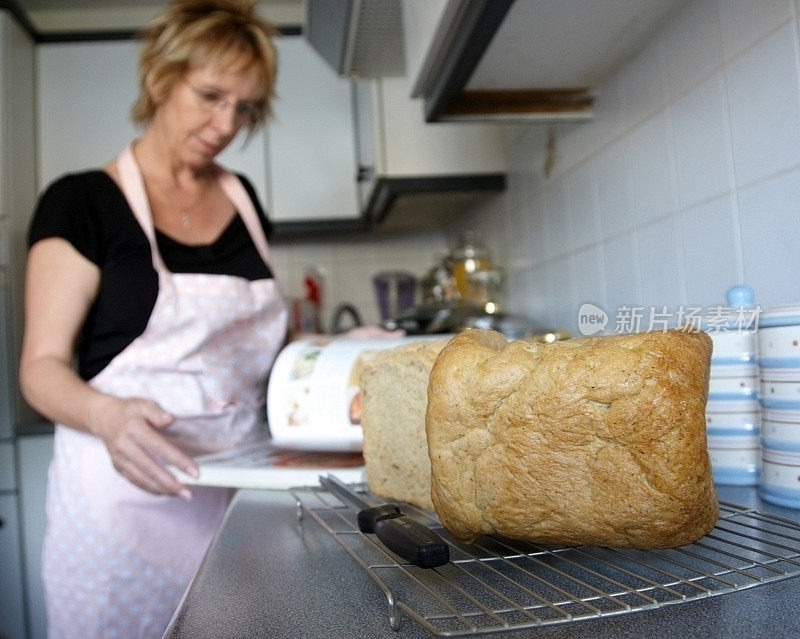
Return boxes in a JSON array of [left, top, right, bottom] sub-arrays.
[[181, 209, 191, 229]]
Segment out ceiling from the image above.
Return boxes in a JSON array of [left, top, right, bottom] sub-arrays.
[[10, 0, 305, 33]]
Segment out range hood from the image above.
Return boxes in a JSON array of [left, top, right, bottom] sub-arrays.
[[307, 0, 688, 122], [408, 0, 688, 122], [304, 0, 406, 78]]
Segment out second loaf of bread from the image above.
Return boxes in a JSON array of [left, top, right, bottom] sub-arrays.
[[359, 339, 448, 510], [426, 328, 718, 548]]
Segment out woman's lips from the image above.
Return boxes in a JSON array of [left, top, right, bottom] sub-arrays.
[[197, 138, 220, 155]]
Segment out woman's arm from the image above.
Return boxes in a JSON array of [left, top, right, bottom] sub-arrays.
[[19, 238, 198, 498]]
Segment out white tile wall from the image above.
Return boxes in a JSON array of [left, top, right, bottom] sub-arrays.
[[738, 168, 800, 304], [459, 0, 800, 335], [671, 73, 733, 209], [726, 23, 800, 186], [680, 194, 741, 304]]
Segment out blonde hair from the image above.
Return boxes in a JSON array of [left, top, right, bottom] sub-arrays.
[[132, 0, 278, 133]]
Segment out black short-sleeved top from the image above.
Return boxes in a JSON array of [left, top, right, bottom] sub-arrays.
[[28, 170, 275, 381]]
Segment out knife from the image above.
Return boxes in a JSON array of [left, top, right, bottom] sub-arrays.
[[319, 474, 450, 569]]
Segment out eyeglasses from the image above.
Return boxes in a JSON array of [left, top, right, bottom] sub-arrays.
[[183, 79, 261, 125]]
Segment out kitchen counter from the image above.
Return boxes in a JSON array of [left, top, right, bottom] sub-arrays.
[[163, 486, 800, 639]]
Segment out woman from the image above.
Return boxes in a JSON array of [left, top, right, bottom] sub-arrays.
[[20, 1, 287, 636]]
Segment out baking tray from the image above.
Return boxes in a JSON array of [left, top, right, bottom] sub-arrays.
[[290, 484, 800, 637]]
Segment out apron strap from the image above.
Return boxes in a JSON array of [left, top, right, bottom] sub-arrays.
[[215, 170, 273, 268], [117, 143, 169, 274], [116, 143, 274, 272]]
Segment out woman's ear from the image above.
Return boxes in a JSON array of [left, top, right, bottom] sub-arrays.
[[144, 72, 168, 108]]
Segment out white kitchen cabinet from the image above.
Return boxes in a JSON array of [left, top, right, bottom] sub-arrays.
[[36, 36, 361, 227], [1, 9, 41, 639], [353, 74, 506, 231], [36, 40, 269, 207], [267, 35, 359, 222], [0, 443, 25, 639], [1, 8, 37, 430], [0, 279, 12, 440], [366, 76, 504, 177], [0, 494, 26, 639], [36, 40, 140, 189], [17, 434, 53, 639]]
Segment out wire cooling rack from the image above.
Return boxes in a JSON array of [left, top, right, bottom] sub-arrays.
[[290, 484, 800, 637]]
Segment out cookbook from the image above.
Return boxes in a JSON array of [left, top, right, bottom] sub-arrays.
[[265, 335, 444, 451], [170, 438, 365, 490]]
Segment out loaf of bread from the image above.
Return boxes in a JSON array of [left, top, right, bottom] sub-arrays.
[[359, 339, 448, 510], [426, 328, 718, 548]]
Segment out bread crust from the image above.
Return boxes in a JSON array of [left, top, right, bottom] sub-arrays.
[[426, 328, 718, 548], [360, 339, 448, 510]]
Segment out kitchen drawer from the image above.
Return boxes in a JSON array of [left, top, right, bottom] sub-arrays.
[[0, 442, 15, 490]]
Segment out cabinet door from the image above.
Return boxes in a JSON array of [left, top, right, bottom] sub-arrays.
[[37, 41, 269, 206], [17, 434, 54, 639], [266, 36, 359, 221], [0, 494, 27, 639], [0, 279, 12, 440], [37, 38, 360, 225], [2, 10, 37, 432], [353, 79, 377, 212], [37, 41, 140, 189]]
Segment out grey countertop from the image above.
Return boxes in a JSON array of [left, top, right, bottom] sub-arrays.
[[163, 486, 800, 639]]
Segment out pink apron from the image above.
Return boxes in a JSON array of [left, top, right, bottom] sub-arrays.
[[41, 144, 287, 639]]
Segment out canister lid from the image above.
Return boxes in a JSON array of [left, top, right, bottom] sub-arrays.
[[727, 285, 755, 307], [700, 285, 759, 331], [759, 304, 800, 327]]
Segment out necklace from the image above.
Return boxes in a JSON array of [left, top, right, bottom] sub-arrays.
[[146, 176, 208, 232]]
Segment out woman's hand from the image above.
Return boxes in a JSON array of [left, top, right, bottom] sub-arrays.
[[89, 395, 199, 499], [342, 325, 405, 339]]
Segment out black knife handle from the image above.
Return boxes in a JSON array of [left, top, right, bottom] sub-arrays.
[[374, 515, 450, 568], [357, 504, 402, 534]]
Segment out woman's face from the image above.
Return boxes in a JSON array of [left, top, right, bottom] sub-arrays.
[[152, 63, 261, 168]]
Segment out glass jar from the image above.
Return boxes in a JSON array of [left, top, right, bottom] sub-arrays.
[[421, 253, 460, 305], [450, 230, 490, 302], [466, 267, 505, 313]]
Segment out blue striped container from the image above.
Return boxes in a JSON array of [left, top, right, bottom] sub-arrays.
[[705, 398, 761, 486], [758, 305, 800, 509]]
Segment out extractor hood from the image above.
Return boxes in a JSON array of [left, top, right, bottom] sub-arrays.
[[307, 0, 689, 122], [304, 0, 406, 77]]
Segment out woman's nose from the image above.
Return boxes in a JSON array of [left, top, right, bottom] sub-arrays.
[[210, 104, 239, 135]]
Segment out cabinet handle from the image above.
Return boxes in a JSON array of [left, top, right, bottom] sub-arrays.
[[0, 517, 4, 528], [357, 165, 374, 182]]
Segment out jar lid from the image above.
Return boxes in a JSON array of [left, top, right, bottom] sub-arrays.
[[699, 285, 759, 331], [759, 304, 800, 327], [727, 285, 755, 307]]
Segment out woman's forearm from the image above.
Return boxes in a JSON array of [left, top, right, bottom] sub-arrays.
[[19, 354, 117, 436]]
